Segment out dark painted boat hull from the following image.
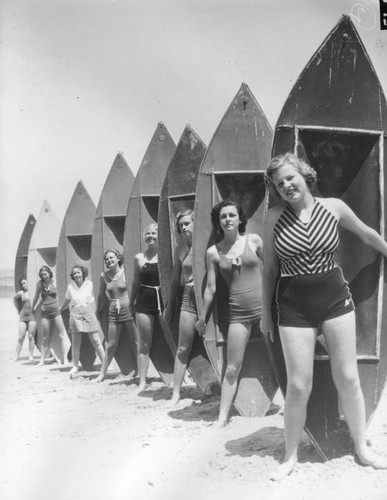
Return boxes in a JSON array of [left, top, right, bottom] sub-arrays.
[[158, 125, 218, 392], [193, 84, 278, 416], [271, 15, 387, 459], [123, 122, 176, 385], [57, 181, 99, 371], [90, 153, 137, 375]]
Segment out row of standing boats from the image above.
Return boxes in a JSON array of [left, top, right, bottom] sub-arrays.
[[13, 17, 387, 462]]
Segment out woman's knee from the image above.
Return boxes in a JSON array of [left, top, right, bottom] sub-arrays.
[[286, 376, 313, 401], [224, 363, 242, 384], [333, 368, 360, 395]]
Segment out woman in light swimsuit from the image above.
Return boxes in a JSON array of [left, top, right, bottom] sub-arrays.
[[164, 210, 199, 406], [12, 278, 36, 361], [59, 265, 104, 378], [262, 153, 387, 479], [129, 223, 163, 393], [32, 265, 68, 366], [95, 249, 131, 382], [196, 200, 264, 427]]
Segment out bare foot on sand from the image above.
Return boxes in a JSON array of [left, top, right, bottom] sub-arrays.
[[169, 396, 180, 409], [213, 419, 228, 429], [135, 383, 146, 395], [356, 450, 387, 469], [36, 361, 45, 367], [270, 457, 297, 481], [94, 374, 105, 383], [69, 367, 79, 379]]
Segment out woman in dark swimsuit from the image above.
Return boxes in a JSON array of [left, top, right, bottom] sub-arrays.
[[196, 200, 264, 427], [32, 265, 68, 366], [96, 249, 132, 382], [129, 223, 163, 393], [12, 278, 36, 361]]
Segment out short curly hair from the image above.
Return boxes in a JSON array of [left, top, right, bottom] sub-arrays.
[[39, 265, 53, 279], [265, 153, 317, 201], [70, 265, 88, 281], [211, 199, 247, 236], [175, 209, 194, 234], [103, 249, 123, 267]]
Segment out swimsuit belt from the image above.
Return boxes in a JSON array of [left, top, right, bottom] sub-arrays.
[[141, 284, 162, 316], [108, 295, 128, 314]]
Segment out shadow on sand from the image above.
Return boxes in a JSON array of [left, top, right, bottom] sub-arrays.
[[225, 427, 321, 463]]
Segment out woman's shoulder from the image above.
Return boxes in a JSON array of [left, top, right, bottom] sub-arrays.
[[206, 244, 219, 258], [316, 197, 345, 215], [246, 232, 263, 247]]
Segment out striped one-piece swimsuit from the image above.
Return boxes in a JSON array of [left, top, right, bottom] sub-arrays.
[[274, 199, 354, 327]]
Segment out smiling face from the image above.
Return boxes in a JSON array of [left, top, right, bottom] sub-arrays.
[[219, 205, 240, 233], [104, 251, 119, 269], [144, 224, 158, 246], [272, 163, 308, 203], [20, 279, 28, 291], [40, 270, 50, 282], [178, 215, 193, 240], [72, 267, 84, 284]]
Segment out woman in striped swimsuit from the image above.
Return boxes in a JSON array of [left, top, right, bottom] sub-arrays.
[[262, 153, 387, 479], [129, 223, 163, 393]]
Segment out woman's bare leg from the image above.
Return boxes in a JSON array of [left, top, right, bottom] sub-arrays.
[[95, 322, 120, 382], [28, 321, 36, 359], [70, 329, 82, 377], [323, 312, 387, 469], [216, 322, 251, 427], [12, 322, 28, 361], [37, 317, 51, 366], [88, 331, 105, 363], [171, 311, 196, 406], [271, 326, 317, 481], [135, 312, 155, 392]]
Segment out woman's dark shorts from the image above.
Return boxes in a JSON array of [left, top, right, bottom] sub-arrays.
[[276, 267, 355, 328]]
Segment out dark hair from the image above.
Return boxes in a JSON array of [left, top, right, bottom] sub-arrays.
[[19, 277, 27, 287], [175, 209, 194, 234], [70, 265, 88, 281], [39, 265, 53, 279], [103, 249, 123, 267], [265, 152, 317, 201], [210, 199, 247, 236]]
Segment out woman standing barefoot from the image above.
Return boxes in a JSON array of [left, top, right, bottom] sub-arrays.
[[262, 153, 387, 480], [12, 278, 36, 361], [32, 266, 68, 366], [164, 210, 198, 406], [95, 249, 132, 382], [196, 200, 264, 427], [59, 265, 104, 378], [129, 224, 163, 393]]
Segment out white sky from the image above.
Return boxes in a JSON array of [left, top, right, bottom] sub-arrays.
[[1, 0, 387, 269]]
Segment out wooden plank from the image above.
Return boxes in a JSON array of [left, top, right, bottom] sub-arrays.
[[56, 181, 99, 371], [158, 124, 218, 392], [193, 83, 278, 416], [271, 15, 387, 459], [90, 153, 137, 375], [123, 122, 176, 385]]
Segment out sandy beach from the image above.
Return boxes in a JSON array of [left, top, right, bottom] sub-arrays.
[[1, 294, 387, 500]]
